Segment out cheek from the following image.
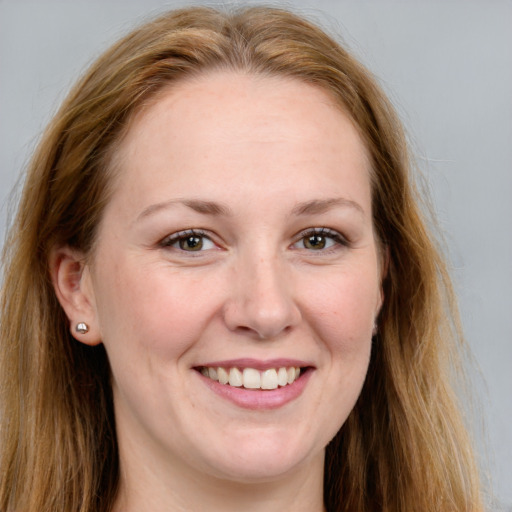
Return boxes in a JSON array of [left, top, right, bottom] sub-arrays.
[[92, 258, 222, 361], [309, 267, 377, 410], [301, 264, 379, 349], [301, 269, 376, 445]]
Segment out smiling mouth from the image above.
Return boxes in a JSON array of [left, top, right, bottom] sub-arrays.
[[197, 366, 304, 390]]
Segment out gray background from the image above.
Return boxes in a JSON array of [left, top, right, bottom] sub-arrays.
[[1, 0, 511, 508]]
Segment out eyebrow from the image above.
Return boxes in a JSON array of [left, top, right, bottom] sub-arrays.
[[136, 196, 364, 223], [291, 198, 365, 216], [136, 199, 233, 222]]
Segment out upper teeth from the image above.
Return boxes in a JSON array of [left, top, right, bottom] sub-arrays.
[[200, 366, 301, 390]]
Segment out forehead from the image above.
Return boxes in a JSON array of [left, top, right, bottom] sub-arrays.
[[122, 71, 364, 148], [107, 71, 372, 216]]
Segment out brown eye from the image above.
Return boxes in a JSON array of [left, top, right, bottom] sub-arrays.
[[179, 235, 204, 251], [161, 230, 216, 252], [303, 234, 326, 250], [292, 228, 347, 252]]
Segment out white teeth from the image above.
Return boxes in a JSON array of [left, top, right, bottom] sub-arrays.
[[200, 365, 303, 390], [217, 366, 229, 385], [228, 367, 243, 387], [277, 367, 288, 387], [243, 368, 261, 389], [261, 369, 278, 390]]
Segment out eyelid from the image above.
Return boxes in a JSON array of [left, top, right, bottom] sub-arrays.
[[292, 227, 350, 250], [158, 227, 349, 253], [159, 229, 217, 251]]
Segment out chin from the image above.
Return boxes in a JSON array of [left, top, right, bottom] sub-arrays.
[[197, 430, 324, 484], [207, 455, 315, 484]]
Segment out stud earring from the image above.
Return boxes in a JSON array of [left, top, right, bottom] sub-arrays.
[[75, 322, 89, 334], [372, 321, 378, 337]]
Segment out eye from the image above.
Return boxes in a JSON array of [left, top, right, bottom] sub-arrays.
[[160, 230, 216, 252], [293, 228, 348, 251]]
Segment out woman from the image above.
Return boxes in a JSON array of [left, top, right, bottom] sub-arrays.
[[0, 6, 482, 512]]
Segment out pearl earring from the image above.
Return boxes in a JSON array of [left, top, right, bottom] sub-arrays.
[[75, 322, 89, 334]]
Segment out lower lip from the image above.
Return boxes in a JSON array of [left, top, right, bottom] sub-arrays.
[[197, 369, 313, 410]]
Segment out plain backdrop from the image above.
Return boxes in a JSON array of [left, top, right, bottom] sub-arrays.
[[1, 0, 511, 508]]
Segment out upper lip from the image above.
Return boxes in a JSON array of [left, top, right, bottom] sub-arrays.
[[194, 358, 314, 371]]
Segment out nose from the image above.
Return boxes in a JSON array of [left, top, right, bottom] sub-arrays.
[[223, 254, 302, 340]]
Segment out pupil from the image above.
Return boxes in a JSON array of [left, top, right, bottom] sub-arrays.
[[180, 236, 203, 251], [306, 234, 325, 249]]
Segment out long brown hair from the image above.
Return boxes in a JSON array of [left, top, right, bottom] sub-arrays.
[[0, 6, 482, 511]]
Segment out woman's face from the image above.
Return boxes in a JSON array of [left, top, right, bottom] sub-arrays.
[[83, 72, 383, 483]]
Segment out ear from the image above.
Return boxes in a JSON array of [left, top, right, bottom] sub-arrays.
[[376, 244, 390, 316], [49, 246, 102, 346]]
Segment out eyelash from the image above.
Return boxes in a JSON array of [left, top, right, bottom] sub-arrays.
[[159, 229, 214, 253], [293, 228, 349, 252], [159, 227, 349, 254]]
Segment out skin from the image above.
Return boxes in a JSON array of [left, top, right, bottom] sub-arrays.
[[53, 71, 384, 512]]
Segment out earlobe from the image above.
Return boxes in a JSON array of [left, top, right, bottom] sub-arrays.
[[49, 246, 102, 346]]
